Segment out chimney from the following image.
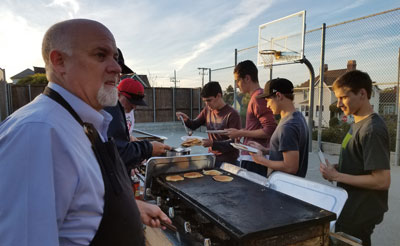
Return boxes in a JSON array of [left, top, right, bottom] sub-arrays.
[[347, 60, 356, 71]]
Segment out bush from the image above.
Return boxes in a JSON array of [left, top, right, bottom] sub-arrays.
[[313, 122, 350, 144], [17, 73, 48, 85], [316, 115, 397, 152], [329, 117, 339, 127], [382, 115, 396, 151]]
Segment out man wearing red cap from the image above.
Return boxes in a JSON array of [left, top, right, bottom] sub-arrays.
[[118, 78, 147, 138], [105, 78, 171, 168]]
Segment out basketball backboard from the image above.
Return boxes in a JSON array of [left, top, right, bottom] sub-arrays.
[[257, 11, 306, 67]]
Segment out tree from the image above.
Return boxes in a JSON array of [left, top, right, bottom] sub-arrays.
[[223, 85, 234, 105], [17, 73, 48, 85]]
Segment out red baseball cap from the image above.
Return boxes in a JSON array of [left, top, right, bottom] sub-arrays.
[[117, 78, 147, 106]]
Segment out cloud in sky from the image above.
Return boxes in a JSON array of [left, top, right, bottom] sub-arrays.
[[0, 10, 44, 79], [173, 0, 275, 71], [47, 0, 80, 18], [0, 0, 398, 86]]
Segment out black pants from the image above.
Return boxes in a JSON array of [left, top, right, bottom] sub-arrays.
[[335, 222, 376, 246], [240, 160, 268, 177]]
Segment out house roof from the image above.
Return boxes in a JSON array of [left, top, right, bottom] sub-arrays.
[[298, 68, 347, 88], [299, 100, 309, 104], [10, 68, 34, 79], [136, 74, 150, 87], [33, 66, 46, 74], [120, 73, 151, 88]]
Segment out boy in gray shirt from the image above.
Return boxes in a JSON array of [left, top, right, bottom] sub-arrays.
[[250, 78, 309, 177], [320, 70, 391, 246]]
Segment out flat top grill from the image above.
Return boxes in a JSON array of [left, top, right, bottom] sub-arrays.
[[157, 170, 335, 240]]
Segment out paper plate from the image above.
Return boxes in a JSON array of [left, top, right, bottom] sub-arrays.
[[205, 130, 228, 134], [230, 143, 259, 153]]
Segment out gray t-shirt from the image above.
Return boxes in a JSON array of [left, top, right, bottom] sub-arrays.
[[269, 111, 309, 177], [337, 113, 390, 226]]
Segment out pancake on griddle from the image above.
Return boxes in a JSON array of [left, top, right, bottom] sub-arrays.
[[183, 172, 203, 178], [203, 169, 222, 176], [166, 175, 184, 182], [213, 175, 233, 182]]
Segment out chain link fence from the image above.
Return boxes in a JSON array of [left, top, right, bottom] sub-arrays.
[[209, 7, 400, 159]]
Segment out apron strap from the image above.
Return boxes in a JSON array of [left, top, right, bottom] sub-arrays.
[[43, 87, 84, 126], [43, 86, 122, 193]]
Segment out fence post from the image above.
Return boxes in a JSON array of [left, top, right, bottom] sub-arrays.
[[153, 87, 156, 123], [7, 83, 12, 115], [234, 49, 237, 110], [198, 88, 201, 115], [208, 68, 211, 82], [172, 87, 176, 122], [317, 23, 326, 150], [190, 88, 193, 119], [28, 84, 32, 101], [395, 47, 400, 166]]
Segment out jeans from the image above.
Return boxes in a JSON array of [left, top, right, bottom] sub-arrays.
[[335, 222, 376, 246], [240, 160, 268, 177]]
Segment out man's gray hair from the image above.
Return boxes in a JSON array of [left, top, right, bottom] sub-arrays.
[[42, 20, 74, 75]]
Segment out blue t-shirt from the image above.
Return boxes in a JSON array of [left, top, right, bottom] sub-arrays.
[[269, 111, 309, 177]]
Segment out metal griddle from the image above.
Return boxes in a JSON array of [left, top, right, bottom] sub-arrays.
[[157, 171, 336, 241]]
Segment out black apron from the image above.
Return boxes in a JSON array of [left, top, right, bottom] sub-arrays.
[[43, 87, 145, 246]]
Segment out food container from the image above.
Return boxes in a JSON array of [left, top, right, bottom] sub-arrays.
[[165, 147, 191, 157]]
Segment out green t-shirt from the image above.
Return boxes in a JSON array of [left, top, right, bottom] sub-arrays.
[[337, 113, 390, 226]]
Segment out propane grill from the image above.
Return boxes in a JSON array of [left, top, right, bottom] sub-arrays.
[[144, 154, 336, 246]]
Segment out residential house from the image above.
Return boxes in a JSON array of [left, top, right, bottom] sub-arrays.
[[379, 87, 397, 115], [120, 73, 150, 88], [10, 68, 34, 84], [293, 60, 380, 127]]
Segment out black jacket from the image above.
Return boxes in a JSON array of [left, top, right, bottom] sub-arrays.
[[104, 102, 153, 169]]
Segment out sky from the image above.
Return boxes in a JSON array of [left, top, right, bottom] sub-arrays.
[[0, 0, 399, 88]]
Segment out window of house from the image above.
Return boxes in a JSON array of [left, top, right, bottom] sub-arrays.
[[303, 90, 308, 100], [383, 105, 395, 115]]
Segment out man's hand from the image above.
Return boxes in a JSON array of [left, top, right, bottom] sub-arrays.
[[130, 135, 139, 142], [202, 139, 213, 147], [250, 150, 267, 165], [225, 128, 243, 139], [176, 112, 189, 121], [247, 141, 269, 155], [151, 141, 172, 156], [319, 159, 339, 182], [136, 200, 172, 229]]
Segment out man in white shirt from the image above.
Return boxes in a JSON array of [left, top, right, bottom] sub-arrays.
[[0, 18, 170, 246]]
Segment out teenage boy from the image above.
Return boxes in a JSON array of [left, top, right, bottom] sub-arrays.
[[320, 70, 391, 246], [226, 60, 276, 176], [249, 78, 309, 177], [176, 81, 241, 167]]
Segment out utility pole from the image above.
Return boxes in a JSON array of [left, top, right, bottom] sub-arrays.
[[198, 67, 208, 87], [170, 70, 180, 88]]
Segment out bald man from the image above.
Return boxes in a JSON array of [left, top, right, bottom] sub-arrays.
[[0, 19, 170, 246]]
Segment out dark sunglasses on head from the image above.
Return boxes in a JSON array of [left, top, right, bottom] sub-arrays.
[[120, 91, 144, 100]]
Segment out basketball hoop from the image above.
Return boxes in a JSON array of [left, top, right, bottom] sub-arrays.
[[259, 49, 301, 68], [259, 50, 281, 67]]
